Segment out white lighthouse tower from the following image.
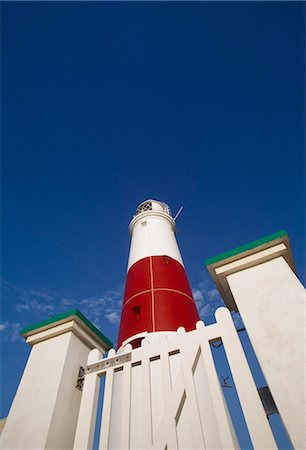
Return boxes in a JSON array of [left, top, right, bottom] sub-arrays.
[[117, 199, 200, 349]]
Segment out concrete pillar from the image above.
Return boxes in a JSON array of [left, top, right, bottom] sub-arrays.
[[206, 231, 306, 449], [1, 309, 112, 450]]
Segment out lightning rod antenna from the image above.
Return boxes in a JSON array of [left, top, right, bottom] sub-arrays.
[[173, 206, 183, 221]]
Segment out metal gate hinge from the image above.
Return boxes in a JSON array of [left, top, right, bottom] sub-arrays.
[[76, 366, 85, 391]]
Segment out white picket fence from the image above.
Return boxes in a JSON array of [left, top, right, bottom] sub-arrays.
[[73, 307, 277, 450]]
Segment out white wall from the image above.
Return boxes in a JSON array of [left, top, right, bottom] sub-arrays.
[[227, 257, 306, 449], [1, 332, 92, 449]]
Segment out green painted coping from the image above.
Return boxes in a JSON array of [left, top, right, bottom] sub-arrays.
[[205, 230, 288, 266], [20, 309, 113, 348]]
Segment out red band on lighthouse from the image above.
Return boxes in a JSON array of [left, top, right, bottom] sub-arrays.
[[117, 200, 200, 349]]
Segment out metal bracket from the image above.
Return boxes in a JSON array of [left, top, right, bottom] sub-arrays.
[[85, 352, 132, 375], [76, 366, 85, 391], [221, 376, 233, 388], [258, 386, 278, 416]]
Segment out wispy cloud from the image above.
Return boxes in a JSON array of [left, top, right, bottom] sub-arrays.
[[191, 271, 244, 330], [1, 280, 123, 341], [0, 323, 7, 331], [104, 311, 121, 325], [192, 271, 224, 322], [231, 311, 244, 330], [77, 287, 123, 329], [15, 299, 55, 314], [2, 272, 244, 344], [0, 321, 22, 343]]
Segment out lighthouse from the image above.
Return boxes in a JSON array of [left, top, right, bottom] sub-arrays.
[[117, 199, 200, 349], [3, 200, 304, 449]]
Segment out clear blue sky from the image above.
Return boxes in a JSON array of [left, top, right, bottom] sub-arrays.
[[1, 1, 304, 446]]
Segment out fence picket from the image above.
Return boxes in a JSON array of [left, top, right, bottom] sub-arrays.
[[215, 307, 277, 449], [198, 322, 239, 449], [98, 368, 114, 449], [120, 362, 132, 449], [141, 350, 153, 449], [73, 349, 101, 450]]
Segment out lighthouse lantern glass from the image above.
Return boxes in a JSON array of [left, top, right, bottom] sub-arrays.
[[135, 199, 172, 217]]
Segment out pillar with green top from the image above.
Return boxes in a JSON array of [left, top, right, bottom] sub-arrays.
[[1, 309, 112, 450], [206, 230, 306, 449]]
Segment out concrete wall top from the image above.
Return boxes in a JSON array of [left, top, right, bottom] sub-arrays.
[[20, 309, 113, 351], [205, 230, 296, 311]]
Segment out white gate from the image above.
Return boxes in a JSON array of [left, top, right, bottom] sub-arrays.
[[73, 308, 277, 450]]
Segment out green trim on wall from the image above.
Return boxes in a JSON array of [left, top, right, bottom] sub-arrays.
[[20, 308, 113, 348], [205, 230, 288, 266]]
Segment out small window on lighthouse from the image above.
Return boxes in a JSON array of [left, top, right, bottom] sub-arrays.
[[130, 305, 140, 322]]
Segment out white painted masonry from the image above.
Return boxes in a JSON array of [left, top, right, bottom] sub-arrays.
[[227, 259, 306, 450], [207, 233, 306, 449], [1, 312, 111, 450]]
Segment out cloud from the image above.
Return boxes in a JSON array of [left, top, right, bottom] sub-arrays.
[[77, 286, 123, 329], [191, 271, 246, 332], [192, 271, 224, 322], [13, 286, 57, 315], [2, 281, 57, 318], [1, 279, 124, 336], [231, 311, 244, 330], [104, 311, 121, 325], [15, 299, 55, 314], [2, 273, 244, 343], [0, 322, 22, 343], [192, 289, 204, 303]]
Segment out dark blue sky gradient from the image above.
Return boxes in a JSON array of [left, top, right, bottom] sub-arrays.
[[1, 2, 304, 442]]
